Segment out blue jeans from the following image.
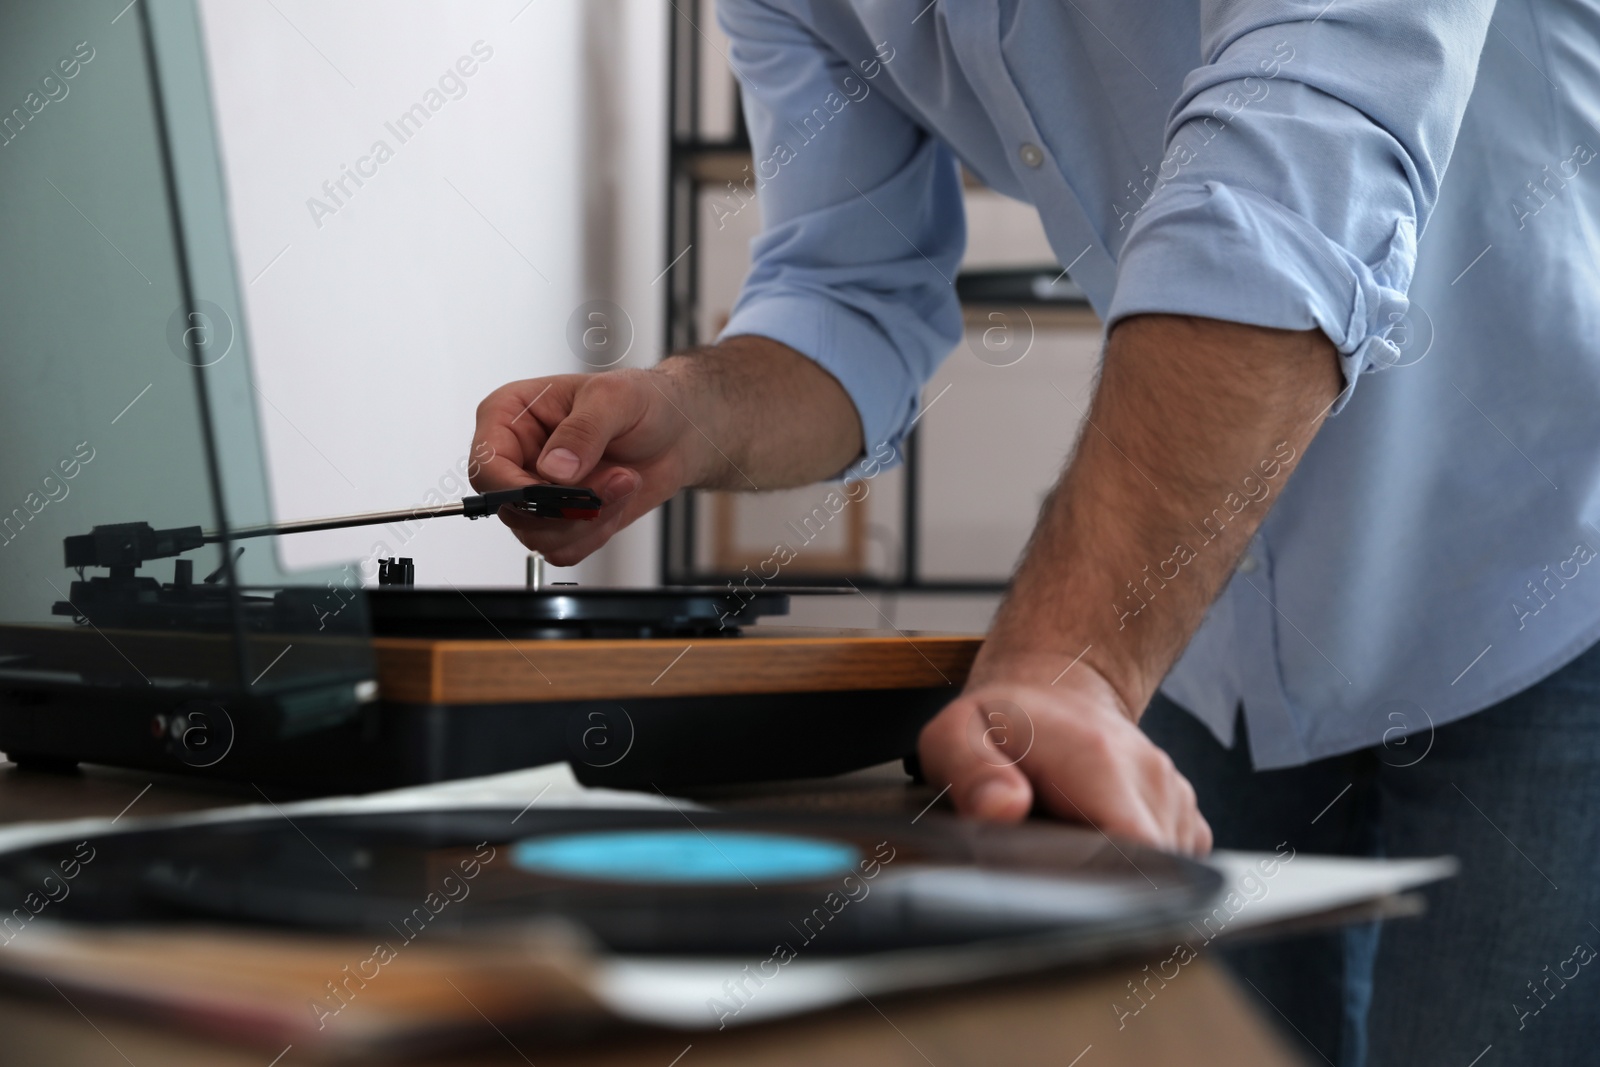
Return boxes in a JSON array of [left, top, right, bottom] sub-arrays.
[[1142, 639, 1600, 1067]]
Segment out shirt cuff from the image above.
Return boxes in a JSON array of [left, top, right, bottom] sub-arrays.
[[1106, 181, 1417, 413], [719, 292, 922, 461]]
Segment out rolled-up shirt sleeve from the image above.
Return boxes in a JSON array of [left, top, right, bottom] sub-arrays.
[[716, 0, 965, 455], [1105, 3, 1494, 408]]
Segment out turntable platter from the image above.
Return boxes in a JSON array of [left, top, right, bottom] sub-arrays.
[[365, 586, 845, 639]]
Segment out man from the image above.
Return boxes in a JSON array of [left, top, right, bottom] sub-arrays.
[[473, 2, 1600, 1063]]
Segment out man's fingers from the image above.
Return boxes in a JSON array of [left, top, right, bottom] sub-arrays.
[[1036, 773, 1167, 852], [1147, 752, 1211, 856], [537, 375, 650, 485], [965, 771, 1032, 820], [1167, 770, 1213, 855], [473, 452, 543, 493], [471, 378, 576, 488], [1190, 811, 1215, 856], [497, 466, 642, 566], [1006, 707, 1167, 849], [920, 679, 1212, 855], [1142, 748, 1186, 849], [1062, 742, 1202, 855]]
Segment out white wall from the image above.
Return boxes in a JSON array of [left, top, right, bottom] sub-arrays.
[[198, 0, 666, 588]]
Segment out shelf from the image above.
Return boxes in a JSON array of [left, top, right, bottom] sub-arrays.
[[672, 144, 998, 194], [678, 146, 756, 185], [961, 303, 1100, 330]]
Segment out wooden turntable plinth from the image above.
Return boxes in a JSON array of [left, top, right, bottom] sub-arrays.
[[372, 626, 980, 704]]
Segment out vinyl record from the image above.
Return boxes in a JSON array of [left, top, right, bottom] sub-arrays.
[[3, 808, 1221, 955]]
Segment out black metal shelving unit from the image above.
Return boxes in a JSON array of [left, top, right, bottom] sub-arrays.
[[657, 3, 1083, 593]]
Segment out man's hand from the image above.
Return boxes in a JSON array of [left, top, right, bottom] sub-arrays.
[[471, 369, 691, 566], [470, 337, 863, 565], [919, 654, 1211, 855], [919, 314, 1341, 855]]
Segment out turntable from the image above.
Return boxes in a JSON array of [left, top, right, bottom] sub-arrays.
[[0, 0, 978, 795], [0, 484, 977, 793]]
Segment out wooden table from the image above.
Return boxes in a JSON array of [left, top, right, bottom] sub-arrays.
[[0, 760, 1305, 1066]]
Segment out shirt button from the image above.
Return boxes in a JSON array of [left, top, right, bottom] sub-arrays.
[[1018, 142, 1044, 168], [1237, 555, 1259, 575]]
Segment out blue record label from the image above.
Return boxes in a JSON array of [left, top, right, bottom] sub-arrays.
[[511, 829, 860, 885]]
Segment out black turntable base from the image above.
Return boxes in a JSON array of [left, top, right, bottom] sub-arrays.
[[0, 601, 981, 796], [3, 501, 980, 798]]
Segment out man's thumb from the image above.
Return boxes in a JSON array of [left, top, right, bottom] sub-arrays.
[[536, 377, 643, 484], [919, 696, 1034, 821]]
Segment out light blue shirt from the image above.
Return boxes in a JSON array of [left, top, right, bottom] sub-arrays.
[[716, 0, 1600, 767]]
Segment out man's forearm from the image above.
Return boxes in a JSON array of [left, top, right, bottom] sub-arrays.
[[659, 335, 864, 491], [980, 314, 1341, 718]]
